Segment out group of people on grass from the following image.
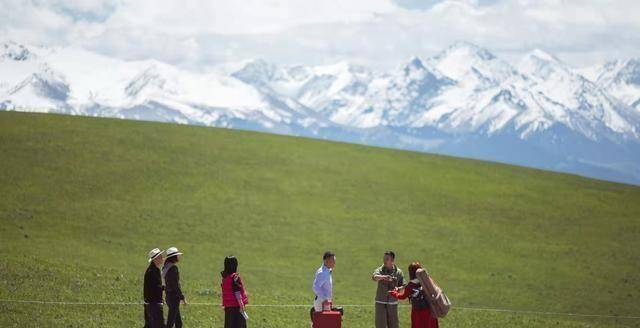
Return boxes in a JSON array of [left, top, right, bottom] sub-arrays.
[[143, 247, 248, 328], [143, 248, 438, 328], [315, 251, 439, 328]]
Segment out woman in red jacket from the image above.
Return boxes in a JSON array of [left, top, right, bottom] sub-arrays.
[[221, 256, 249, 328], [389, 262, 438, 328]]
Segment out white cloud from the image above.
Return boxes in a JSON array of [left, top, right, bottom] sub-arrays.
[[1, 0, 639, 69]]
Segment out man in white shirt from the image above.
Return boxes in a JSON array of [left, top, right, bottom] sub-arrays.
[[312, 251, 335, 312]]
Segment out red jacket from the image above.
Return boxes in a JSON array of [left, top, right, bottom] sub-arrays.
[[390, 281, 439, 328], [221, 273, 248, 308]]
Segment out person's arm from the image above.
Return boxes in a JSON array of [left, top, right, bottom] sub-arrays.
[[389, 284, 411, 300], [313, 271, 328, 300], [143, 270, 151, 302], [372, 267, 391, 281], [373, 275, 393, 282], [175, 267, 186, 303], [232, 275, 245, 311], [155, 270, 164, 292]]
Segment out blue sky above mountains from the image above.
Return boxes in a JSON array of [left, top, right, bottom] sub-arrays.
[[1, 0, 639, 70]]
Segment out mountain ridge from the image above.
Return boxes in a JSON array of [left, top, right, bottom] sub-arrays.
[[1, 40, 640, 184]]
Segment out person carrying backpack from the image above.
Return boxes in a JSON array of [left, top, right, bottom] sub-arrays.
[[389, 262, 438, 328]]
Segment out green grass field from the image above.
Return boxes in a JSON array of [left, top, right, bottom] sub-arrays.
[[1, 111, 639, 327]]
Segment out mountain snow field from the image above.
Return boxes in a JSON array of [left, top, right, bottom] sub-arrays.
[[2, 41, 640, 184]]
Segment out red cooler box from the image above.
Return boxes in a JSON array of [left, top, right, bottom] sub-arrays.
[[312, 310, 342, 328]]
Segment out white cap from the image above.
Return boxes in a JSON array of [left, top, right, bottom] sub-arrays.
[[148, 248, 164, 262], [166, 247, 183, 258]]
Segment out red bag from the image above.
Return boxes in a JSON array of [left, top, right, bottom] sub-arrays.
[[312, 311, 342, 328]]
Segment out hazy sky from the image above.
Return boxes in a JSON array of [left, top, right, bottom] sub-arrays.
[[2, 0, 640, 70]]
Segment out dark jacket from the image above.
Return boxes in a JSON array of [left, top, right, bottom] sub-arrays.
[[144, 263, 164, 303], [163, 262, 185, 302]]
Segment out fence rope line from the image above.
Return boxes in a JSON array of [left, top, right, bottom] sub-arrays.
[[1, 299, 639, 319]]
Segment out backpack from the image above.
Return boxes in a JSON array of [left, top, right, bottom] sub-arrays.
[[416, 268, 452, 318]]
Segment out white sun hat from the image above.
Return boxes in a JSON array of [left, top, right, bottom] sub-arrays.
[[148, 248, 164, 262], [166, 247, 183, 258]]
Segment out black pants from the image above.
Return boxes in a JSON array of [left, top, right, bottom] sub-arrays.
[[144, 303, 164, 328], [166, 300, 182, 328], [224, 306, 247, 328]]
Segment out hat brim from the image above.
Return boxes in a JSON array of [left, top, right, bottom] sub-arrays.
[[166, 252, 183, 258], [148, 252, 164, 262]]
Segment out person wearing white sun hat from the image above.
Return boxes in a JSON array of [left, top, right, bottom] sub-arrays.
[[144, 248, 165, 328], [163, 247, 186, 328]]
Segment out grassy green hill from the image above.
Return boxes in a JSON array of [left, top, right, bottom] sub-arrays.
[[1, 111, 639, 327]]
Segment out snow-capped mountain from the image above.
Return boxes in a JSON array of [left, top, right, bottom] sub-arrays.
[[2, 40, 640, 185], [233, 60, 377, 125], [0, 41, 342, 137], [589, 58, 640, 112], [517, 49, 639, 142]]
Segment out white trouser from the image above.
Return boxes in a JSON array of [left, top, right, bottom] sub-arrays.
[[313, 297, 330, 312]]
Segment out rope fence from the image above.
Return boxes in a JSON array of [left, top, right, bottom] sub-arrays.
[[1, 298, 639, 320]]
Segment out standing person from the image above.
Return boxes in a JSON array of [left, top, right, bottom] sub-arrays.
[[312, 251, 335, 312], [389, 262, 438, 328], [163, 247, 186, 328], [372, 251, 404, 328], [221, 256, 249, 328], [144, 248, 165, 328]]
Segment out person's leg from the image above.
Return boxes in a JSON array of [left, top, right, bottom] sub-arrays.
[[224, 309, 231, 328], [148, 303, 165, 328], [174, 305, 182, 328], [375, 303, 387, 328], [313, 297, 323, 312], [426, 309, 439, 328], [410, 308, 420, 328], [311, 297, 323, 327], [157, 305, 165, 328], [166, 301, 177, 328], [226, 307, 246, 328], [144, 304, 150, 328], [388, 304, 399, 328], [238, 312, 247, 328], [412, 308, 430, 328], [235, 309, 247, 328]]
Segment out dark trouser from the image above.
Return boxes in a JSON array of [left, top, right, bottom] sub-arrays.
[[166, 300, 182, 328], [224, 306, 247, 328], [144, 303, 164, 328], [375, 303, 399, 328]]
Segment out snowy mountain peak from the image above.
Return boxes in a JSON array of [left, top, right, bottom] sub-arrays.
[[518, 48, 573, 80], [396, 56, 452, 87], [404, 56, 426, 70], [594, 58, 640, 111], [431, 42, 514, 87], [613, 58, 640, 86], [232, 59, 279, 85], [526, 48, 560, 64], [439, 41, 496, 61], [2, 65, 69, 110], [1, 41, 34, 61]]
